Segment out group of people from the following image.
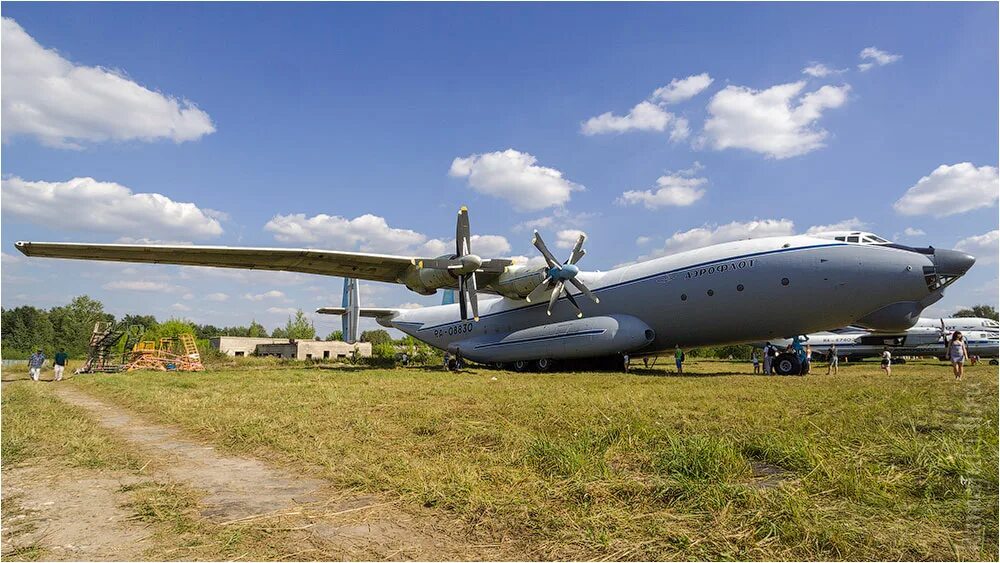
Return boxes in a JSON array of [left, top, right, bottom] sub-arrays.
[[750, 331, 974, 379], [26, 348, 69, 382]]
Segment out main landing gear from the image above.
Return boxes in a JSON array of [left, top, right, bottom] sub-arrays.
[[773, 353, 803, 376], [509, 358, 555, 372]]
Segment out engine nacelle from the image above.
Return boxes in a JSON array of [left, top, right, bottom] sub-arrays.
[[399, 257, 458, 295], [455, 314, 655, 363], [492, 265, 547, 299]]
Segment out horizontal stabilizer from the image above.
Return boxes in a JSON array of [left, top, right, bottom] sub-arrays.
[[316, 307, 400, 320]]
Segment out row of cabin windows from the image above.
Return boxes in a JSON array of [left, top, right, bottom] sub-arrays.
[[680, 278, 789, 301]]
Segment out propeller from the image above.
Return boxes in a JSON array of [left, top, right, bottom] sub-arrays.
[[524, 231, 599, 317], [411, 207, 510, 322]]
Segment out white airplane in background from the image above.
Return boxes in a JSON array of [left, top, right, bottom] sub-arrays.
[[16, 207, 977, 374], [771, 317, 999, 365]]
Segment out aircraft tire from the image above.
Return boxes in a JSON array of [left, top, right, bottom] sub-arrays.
[[895, 358, 907, 365], [513, 360, 530, 372], [990, 359, 998, 366], [774, 353, 801, 376], [535, 358, 553, 372]]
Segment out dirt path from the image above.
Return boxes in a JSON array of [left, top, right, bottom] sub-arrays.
[[24, 385, 500, 560]]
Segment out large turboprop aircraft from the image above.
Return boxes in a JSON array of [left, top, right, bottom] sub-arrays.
[[16, 208, 976, 374]]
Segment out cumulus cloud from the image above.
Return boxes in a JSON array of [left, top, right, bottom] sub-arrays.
[[171, 303, 192, 312], [858, 47, 901, 71], [903, 227, 926, 237], [265, 212, 510, 257], [513, 209, 597, 233], [448, 149, 583, 212], [1, 18, 215, 149], [633, 219, 796, 262], [1, 177, 224, 239], [617, 172, 707, 210], [955, 230, 999, 265], [555, 229, 587, 249], [102, 280, 176, 292], [702, 81, 850, 159], [651, 73, 714, 105], [266, 307, 298, 316], [205, 292, 229, 302], [243, 290, 287, 302], [581, 73, 711, 136], [802, 63, 847, 78], [893, 163, 999, 217], [805, 217, 867, 234]]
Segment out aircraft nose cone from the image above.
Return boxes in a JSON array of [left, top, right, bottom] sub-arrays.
[[934, 248, 976, 276]]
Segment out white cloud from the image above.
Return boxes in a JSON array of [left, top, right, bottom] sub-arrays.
[[513, 209, 597, 232], [182, 293, 195, 300], [955, 230, 999, 265], [858, 47, 901, 72], [893, 163, 999, 217], [903, 227, 926, 237], [805, 217, 867, 234], [114, 237, 195, 245], [206, 292, 230, 302], [243, 290, 287, 302], [171, 303, 192, 312], [101, 280, 176, 292], [617, 172, 707, 209], [266, 307, 298, 316], [1, 177, 224, 239], [580, 101, 672, 135], [702, 81, 850, 159], [507, 255, 550, 269], [449, 149, 583, 212], [555, 229, 587, 249], [265, 212, 510, 257], [1, 18, 215, 149], [635, 219, 796, 261], [397, 302, 424, 310], [581, 73, 712, 137], [802, 63, 847, 78], [636, 236, 652, 246], [651, 73, 714, 105]]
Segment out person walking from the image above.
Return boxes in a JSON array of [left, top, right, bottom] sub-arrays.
[[674, 345, 684, 374], [53, 348, 68, 382], [948, 331, 970, 380], [826, 344, 839, 375], [881, 348, 892, 375], [763, 343, 775, 375], [28, 349, 45, 382], [804, 345, 812, 375], [751, 350, 760, 374]]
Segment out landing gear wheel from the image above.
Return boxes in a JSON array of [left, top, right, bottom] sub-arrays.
[[535, 358, 553, 372], [513, 360, 530, 372], [774, 353, 801, 376], [990, 359, 998, 366], [895, 358, 907, 365]]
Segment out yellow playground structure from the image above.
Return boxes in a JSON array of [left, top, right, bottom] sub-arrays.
[[80, 322, 204, 373], [126, 333, 204, 372]]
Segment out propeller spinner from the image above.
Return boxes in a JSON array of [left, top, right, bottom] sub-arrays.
[[525, 231, 599, 317]]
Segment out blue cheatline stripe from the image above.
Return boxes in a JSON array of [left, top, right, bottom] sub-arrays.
[[416, 242, 846, 331], [473, 329, 607, 350]]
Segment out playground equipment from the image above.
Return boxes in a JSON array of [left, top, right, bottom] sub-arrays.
[[78, 322, 204, 373]]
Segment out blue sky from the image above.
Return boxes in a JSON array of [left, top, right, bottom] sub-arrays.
[[2, 3, 997, 336]]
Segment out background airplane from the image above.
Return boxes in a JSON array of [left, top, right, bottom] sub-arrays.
[[17, 207, 976, 374]]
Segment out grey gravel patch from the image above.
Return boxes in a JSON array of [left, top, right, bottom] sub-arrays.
[[747, 460, 792, 490]]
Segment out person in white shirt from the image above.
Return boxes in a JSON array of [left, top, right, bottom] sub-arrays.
[[881, 348, 892, 375]]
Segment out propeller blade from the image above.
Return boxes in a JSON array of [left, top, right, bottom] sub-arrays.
[[467, 273, 480, 321], [568, 233, 587, 265], [458, 276, 468, 320], [532, 231, 561, 268], [569, 277, 600, 304], [546, 280, 564, 316], [525, 276, 552, 303], [456, 206, 471, 257], [564, 289, 583, 318]]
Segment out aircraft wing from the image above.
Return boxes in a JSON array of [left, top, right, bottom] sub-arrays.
[[14, 241, 415, 284]]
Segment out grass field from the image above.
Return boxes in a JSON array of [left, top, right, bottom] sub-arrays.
[[11, 358, 1000, 560]]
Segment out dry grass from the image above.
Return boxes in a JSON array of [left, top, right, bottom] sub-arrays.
[[62, 358, 999, 560]]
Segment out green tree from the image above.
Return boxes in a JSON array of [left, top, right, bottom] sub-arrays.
[[360, 329, 391, 346], [326, 330, 343, 341], [121, 314, 158, 332], [282, 310, 316, 340], [49, 295, 114, 358], [247, 320, 268, 337], [271, 327, 287, 338], [142, 318, 198, 341], [1, 306, 55, 356], [372, 341, 396, 359], [954, 305, 999, 321]]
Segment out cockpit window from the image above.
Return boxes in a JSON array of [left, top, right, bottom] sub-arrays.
[[835, 236, 846, 241], [847, 235, 860, 243], [986, 320, 999, 328]]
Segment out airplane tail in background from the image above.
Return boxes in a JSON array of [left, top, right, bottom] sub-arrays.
[[441, 289, 457, 306], [342, 278, 360, 343]]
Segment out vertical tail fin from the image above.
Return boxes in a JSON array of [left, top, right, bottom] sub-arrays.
[[441, 289, 457, 306], [342, 278, 360, 343]]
